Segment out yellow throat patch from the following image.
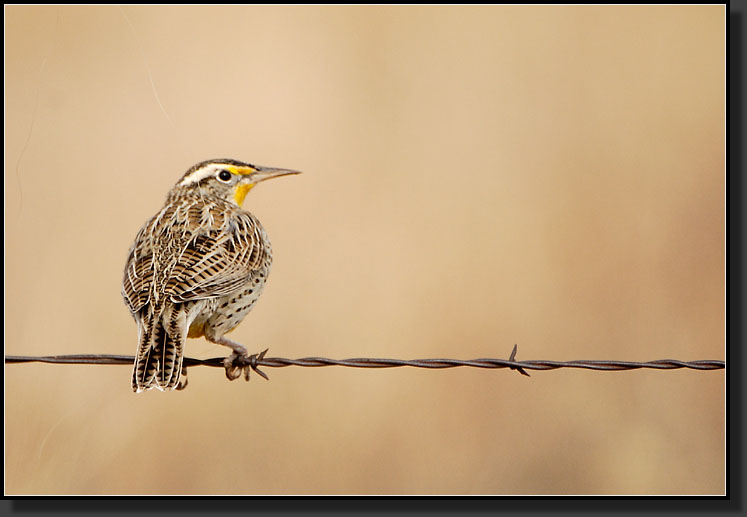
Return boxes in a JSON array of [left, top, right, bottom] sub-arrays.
[[234, 183, 254, 206]]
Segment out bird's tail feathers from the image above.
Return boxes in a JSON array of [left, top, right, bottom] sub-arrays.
[[132, 305, 186, 392]]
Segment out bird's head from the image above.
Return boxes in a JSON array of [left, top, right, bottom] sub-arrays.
[[173, 158, 300, 206]]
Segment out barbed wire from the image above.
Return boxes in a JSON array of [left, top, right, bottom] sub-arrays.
[[4, 345, 725, 380]]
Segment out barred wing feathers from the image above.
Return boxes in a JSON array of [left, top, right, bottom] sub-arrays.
[[122, 202, 266, 312], [166, 213, 266, 302]]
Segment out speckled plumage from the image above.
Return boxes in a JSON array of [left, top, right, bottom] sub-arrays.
[[122, 159, 298, 392]]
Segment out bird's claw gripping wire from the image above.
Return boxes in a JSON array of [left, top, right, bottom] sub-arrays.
[[508, 344, 530, 377], [223, 348, 270, 382]]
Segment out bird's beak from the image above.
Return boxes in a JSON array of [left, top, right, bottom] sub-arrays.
[[232, 165, 300, 206], [245, 165, 302, 184]]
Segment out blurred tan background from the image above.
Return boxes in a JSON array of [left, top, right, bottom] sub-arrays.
[[5, 5, 724, 495]]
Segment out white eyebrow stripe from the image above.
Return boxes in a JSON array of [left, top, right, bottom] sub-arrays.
[[179, 165, 221, 186]]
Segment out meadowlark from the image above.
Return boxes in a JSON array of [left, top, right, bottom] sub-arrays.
[[122, 159, 300, 392]]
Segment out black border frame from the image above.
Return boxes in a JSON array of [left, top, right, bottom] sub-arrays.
[[3, 2, 739, 514]]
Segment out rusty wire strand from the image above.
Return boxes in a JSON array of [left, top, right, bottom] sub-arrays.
[[4, 345, 725, 379]]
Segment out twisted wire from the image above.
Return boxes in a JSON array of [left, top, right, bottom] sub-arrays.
[[4, 345, 725, 379]]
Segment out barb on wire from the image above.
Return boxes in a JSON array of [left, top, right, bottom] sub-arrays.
[[4, 345, 725, 381]]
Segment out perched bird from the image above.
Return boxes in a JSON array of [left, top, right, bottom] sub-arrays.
[[122, 159, 300, 392]]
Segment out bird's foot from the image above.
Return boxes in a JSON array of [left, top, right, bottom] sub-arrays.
[[223, 348, 270, 382]]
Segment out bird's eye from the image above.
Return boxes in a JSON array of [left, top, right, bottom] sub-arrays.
[[217, 170, 232, 182]]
